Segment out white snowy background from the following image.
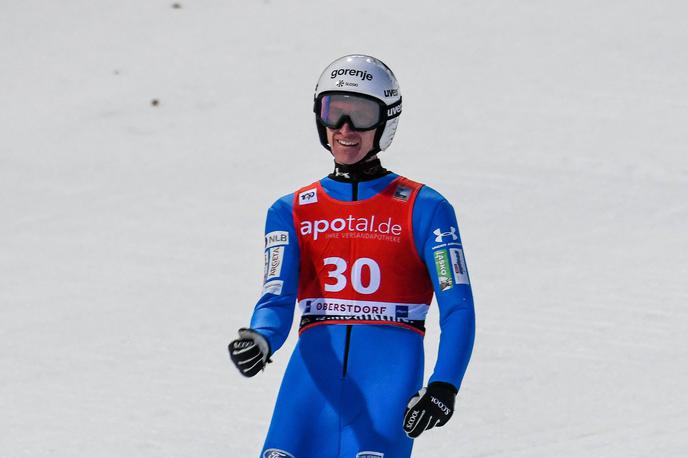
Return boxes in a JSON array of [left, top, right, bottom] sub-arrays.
[[1, 1, 687, 457]]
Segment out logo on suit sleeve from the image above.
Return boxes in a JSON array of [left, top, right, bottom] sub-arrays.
[[263, 449, 295, 458], [433, 226, 458, 243], [449, 247, 470, 285], [356, 452, 384, 458], [264, 231, 289, 282], [265, 246, 285, 280], [299, 188, 318, 205], [261, 280, 283, 296], [265, 231, 289, 249], [433, 249, 454, 291]]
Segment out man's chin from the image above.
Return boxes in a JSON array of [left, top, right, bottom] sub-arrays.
[[332, 148, 364, 165]]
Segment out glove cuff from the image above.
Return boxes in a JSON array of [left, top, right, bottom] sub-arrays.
[[238, 328, 272, 362], [428, 381, 458, 395]]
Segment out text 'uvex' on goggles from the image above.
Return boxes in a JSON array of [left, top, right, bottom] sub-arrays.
[[315, 92, 402, 131]]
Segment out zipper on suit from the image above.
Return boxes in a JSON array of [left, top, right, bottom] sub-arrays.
[[342, 325, 353, 377], [342, 179, 358, 377]]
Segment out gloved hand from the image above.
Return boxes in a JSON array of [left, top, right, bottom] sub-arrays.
[[403, 381, 457, 438], [228, 328, 272, 377]]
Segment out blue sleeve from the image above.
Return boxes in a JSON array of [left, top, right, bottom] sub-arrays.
[[248, 193, 300, 355], [413, 186, 476, 391]]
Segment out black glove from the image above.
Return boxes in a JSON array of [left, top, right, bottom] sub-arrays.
[[228, 328, 272, 377], [403, 381, 457, 438]]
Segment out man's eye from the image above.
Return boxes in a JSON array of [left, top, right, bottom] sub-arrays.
[[354, 111, 375, 122]]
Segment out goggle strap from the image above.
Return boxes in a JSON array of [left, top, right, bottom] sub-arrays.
[[385, 97, 403, 120]]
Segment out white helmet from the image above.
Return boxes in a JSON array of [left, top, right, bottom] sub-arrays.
[[313, 54, 402, 155]]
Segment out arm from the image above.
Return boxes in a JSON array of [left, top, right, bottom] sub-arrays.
[[420, 196, 475, 390], [247, 194, 300, 355], [403, 187, 475, 437], [229, 194, 300, 376]]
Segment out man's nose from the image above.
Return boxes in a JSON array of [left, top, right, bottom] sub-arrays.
[[338, 120, 354, 134]]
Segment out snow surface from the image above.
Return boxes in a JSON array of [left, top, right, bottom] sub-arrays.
[[1, 1, 687, 457]]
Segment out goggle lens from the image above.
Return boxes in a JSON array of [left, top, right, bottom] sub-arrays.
[[318, 94, 382, 130]]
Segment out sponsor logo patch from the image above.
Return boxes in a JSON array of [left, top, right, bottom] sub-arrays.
[[357, 451, 384, 458], [265, 230, 289, 249], [265, 246, 284, 280], [384, 88, 399, 97], [449, 247, 470, 285], [433, 226, 458, 243], [261, 280, 283, 296], [434, 249, 454, 291], [299, 188, 318, 205], [263, 449, 295, 458], [393, 184, 411, 201], [387, 104, 402, 117], [330, 68, 374, 81], [300, 215, 402, 242]]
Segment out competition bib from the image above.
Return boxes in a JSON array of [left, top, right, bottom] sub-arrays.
[[293, 177, 434, 335]]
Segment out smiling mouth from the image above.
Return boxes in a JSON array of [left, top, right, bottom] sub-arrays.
[[336, 139, 360, 147]]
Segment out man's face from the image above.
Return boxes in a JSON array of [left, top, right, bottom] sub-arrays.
[[321, 96, 378, 165], [326, 122, 376, 165]]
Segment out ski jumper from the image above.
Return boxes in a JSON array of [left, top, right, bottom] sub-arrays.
[[250, 173, 475, 458]]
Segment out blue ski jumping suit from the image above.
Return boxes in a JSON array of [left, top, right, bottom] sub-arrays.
[[249, 172, 475, 458]]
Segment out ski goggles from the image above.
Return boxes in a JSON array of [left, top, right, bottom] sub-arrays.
[[315, 92, 401, 131]]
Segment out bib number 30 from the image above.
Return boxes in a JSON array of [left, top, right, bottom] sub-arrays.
[[323, 257, 380, 294]]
